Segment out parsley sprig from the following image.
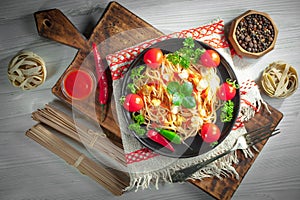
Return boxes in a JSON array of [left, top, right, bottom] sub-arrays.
[[167, 37, 205, 69], [220, 100, 235, 122], [128, 113, 146, 136], [127, 65, 145, 93]]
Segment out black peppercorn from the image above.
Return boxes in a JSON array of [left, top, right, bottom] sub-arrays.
[[235, 13, 275, 53]]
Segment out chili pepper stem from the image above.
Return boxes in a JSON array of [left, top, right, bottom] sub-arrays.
[[100, 104, 106, 122]]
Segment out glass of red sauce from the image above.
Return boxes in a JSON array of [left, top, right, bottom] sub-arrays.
[[62, 68, 95, 100]]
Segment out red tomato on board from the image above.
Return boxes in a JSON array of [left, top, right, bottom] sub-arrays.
[[123, 94, 144, 112], [200, 50, 220, 68], [216, 82, 236, 101], [200, 123, 221, 143], [143, 48, 163, 69]]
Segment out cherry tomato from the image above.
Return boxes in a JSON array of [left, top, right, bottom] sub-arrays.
[[200, 123, 221, 143], [123, 94, 144, 112], [200, 50, 220, 68], [216, 82, 236, 101], [143, 48, 163, 69]]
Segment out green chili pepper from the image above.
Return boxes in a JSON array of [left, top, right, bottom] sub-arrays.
[[155, 128, 192, 150], [156, 128, 182, 144]]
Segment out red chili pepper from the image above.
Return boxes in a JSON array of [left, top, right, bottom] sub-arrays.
[[147, 130, 175, 152], [92, 42, 108, 121]]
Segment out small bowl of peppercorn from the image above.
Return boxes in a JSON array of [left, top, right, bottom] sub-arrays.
[[228, 10, 278, 58]]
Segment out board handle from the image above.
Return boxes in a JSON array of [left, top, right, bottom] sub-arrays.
[[34, 9, 89, 51]]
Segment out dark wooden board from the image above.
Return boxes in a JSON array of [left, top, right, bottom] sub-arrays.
[[34, 2, 283, 198]]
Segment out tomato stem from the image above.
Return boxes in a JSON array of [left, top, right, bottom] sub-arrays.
[[226, 78, 239, 89]]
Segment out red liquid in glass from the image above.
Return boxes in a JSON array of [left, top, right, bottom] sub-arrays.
[[63, 69, 93, 100]]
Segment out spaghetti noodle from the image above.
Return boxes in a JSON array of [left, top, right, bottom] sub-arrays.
[[133, 55, 221, 140]]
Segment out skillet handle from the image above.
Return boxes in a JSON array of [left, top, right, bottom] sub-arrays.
[[34, 9, 89, 51]]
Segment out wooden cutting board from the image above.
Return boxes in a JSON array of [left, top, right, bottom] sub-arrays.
[[34, 2, 283, 199], [190, 104, 283, 199], [35, 1, 163, 143]]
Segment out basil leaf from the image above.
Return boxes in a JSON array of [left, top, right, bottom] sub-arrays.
[[180, 82, 193, 96], [167, 81, 180, 94], [172, 92, 184, 106], [182, 96, 196, 108]]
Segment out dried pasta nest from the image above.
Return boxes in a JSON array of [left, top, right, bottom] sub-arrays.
[[7, 51, 46, 90], [261, 61, 298, 98]]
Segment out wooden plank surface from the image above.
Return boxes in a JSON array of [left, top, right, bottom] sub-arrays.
[[34, 2, 284, 199], [1, 0, 300, 200]]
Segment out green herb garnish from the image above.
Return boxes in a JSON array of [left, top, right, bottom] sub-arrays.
[[132, 113, 145, 124], [167, 81, 196, 108], [183, 37, 195, 48], [173, 92, 184, 106], [128, 113, 146, 136], [127, 83, 137, 93], [130, 65, 145, 80], [220, 100, 235, 122], [128, 65, 145, 93], [167, 37, 205, 69], [167, 81, 180, 94], [128, 123, 146, 136], [119, 96, 125, 104], [182, 96, 196, 108], [210, 141, 218, 148]]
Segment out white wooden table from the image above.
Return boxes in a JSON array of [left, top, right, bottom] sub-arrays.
[[1, 0, 299, 199]]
